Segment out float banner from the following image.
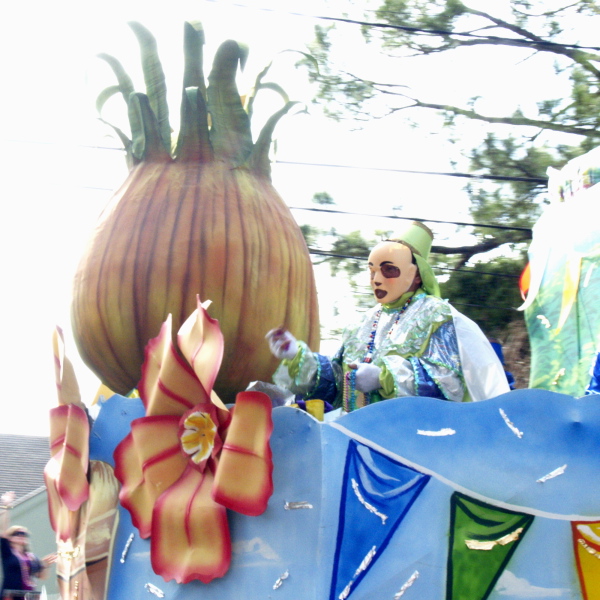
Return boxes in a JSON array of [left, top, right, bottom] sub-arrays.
[[572, 520, 600, 600], [446, 492, 534, 600], [329, 440, 430, 600]]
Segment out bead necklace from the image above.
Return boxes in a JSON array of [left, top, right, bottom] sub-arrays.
[[363, 294, 420, 363], [344, 293, 423, 412]]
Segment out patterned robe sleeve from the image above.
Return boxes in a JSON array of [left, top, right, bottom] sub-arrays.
[[272, 342, 344, 405]]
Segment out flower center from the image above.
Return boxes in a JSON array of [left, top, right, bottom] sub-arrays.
[[180, 411, 217, 465]]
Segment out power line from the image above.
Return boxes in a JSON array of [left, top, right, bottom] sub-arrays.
[[76, 189, 534, 234], [6, 139, 549, 185], [308, 248, 522, 279], [276, 160, 548, 185], [5, 142, 539, 234], [295, 207, 532, 233], [72, 142, 548, 185], [77, 180, 534, 234], [37, 140, 536, 234]]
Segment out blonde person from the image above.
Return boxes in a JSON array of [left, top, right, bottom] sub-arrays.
[[1, 491, 56, 600]]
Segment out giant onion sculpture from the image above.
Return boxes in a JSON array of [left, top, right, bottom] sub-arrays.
[[71, 22, 320, 401]]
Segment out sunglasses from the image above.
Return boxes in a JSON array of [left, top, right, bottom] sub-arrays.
[[370, 264, 401, 279], [12, 531, 29, 537]]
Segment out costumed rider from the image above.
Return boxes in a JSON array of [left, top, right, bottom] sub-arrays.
[[267, 221, 510, 413]]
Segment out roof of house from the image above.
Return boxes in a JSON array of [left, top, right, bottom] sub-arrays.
[[0, 434, 50, 504]]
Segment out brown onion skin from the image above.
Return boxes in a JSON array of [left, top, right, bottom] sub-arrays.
[[71, 159, 320, 402]]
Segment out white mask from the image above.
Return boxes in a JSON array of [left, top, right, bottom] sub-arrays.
[[368, 242, 421, 304]]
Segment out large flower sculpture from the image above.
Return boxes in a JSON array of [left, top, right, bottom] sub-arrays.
[[114, 298, 274, 584]]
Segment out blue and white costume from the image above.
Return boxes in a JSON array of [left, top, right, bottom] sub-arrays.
[[273, 289, 509, 411]]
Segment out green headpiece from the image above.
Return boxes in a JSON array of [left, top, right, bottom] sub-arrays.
[[388, 221, 440, 297]]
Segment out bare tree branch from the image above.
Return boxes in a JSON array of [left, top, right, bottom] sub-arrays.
[[433, 228, 531, 265], [389, 97, 598, 137]]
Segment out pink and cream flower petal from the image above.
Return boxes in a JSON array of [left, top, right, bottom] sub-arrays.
[[52, 327, 83, 407], [47, 404, 90, 511], [114, 415, 188, 538], [44, 455, 81, 541], [140, 315, 210, 417], [212, 391, 273, 517], [177, 298, 224, 398], [151, 465, 231, 584]]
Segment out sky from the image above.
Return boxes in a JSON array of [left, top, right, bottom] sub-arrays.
[[0, 0, 594, 436]]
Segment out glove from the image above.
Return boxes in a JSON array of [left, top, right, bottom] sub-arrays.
[[266, 328, 298, 360], [350, 363, 382, 393]]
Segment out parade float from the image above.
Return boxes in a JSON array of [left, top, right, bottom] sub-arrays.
[[45, 22, 600, 600], [520, 147, 600, 397]]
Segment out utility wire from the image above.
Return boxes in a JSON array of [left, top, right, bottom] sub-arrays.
[[5, 144, 539, 234], [294, 206, 533, 233], [74, 142, 549, 185], [79, 179, 535, 234], [6, 138, 548, 186], [275, 160, 548, 185], [308, 248, 522, 279], [76, 192, 534, 235], [78, 186, 535, 234]]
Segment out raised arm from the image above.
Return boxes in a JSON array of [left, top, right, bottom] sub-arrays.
[[1, 491, 15, 535]]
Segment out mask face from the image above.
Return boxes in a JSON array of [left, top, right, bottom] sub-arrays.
[[368, 242, 420, 304]]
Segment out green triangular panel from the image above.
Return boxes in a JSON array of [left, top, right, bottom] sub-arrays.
[[446, 492, 534, 600]]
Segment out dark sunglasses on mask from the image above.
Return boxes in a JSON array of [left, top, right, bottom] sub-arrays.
[[12, 531, 29, 537], [370, 264, 401, 279]]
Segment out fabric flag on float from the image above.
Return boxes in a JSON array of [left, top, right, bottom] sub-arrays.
[[446, 492, 534, 600], [329, 440, 430, 600], [572, 521, 600, 600]]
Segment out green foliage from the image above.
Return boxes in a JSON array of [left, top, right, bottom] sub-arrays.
[[312, 191, 336, 205], [301, 1, 600, 347], [302, 25, 376, 120], [440, 258, 525, 338], [467, 134, 557, 236], [299, 224, 321, 247], [310, 4, 597, 296], [309, 0, 600, 142], [375, 0, 468, 51], [571, 67, 600, 141], [329, 230, 374, 278]]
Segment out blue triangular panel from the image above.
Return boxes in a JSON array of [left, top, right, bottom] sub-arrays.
[[329, 440, 430, 600]]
